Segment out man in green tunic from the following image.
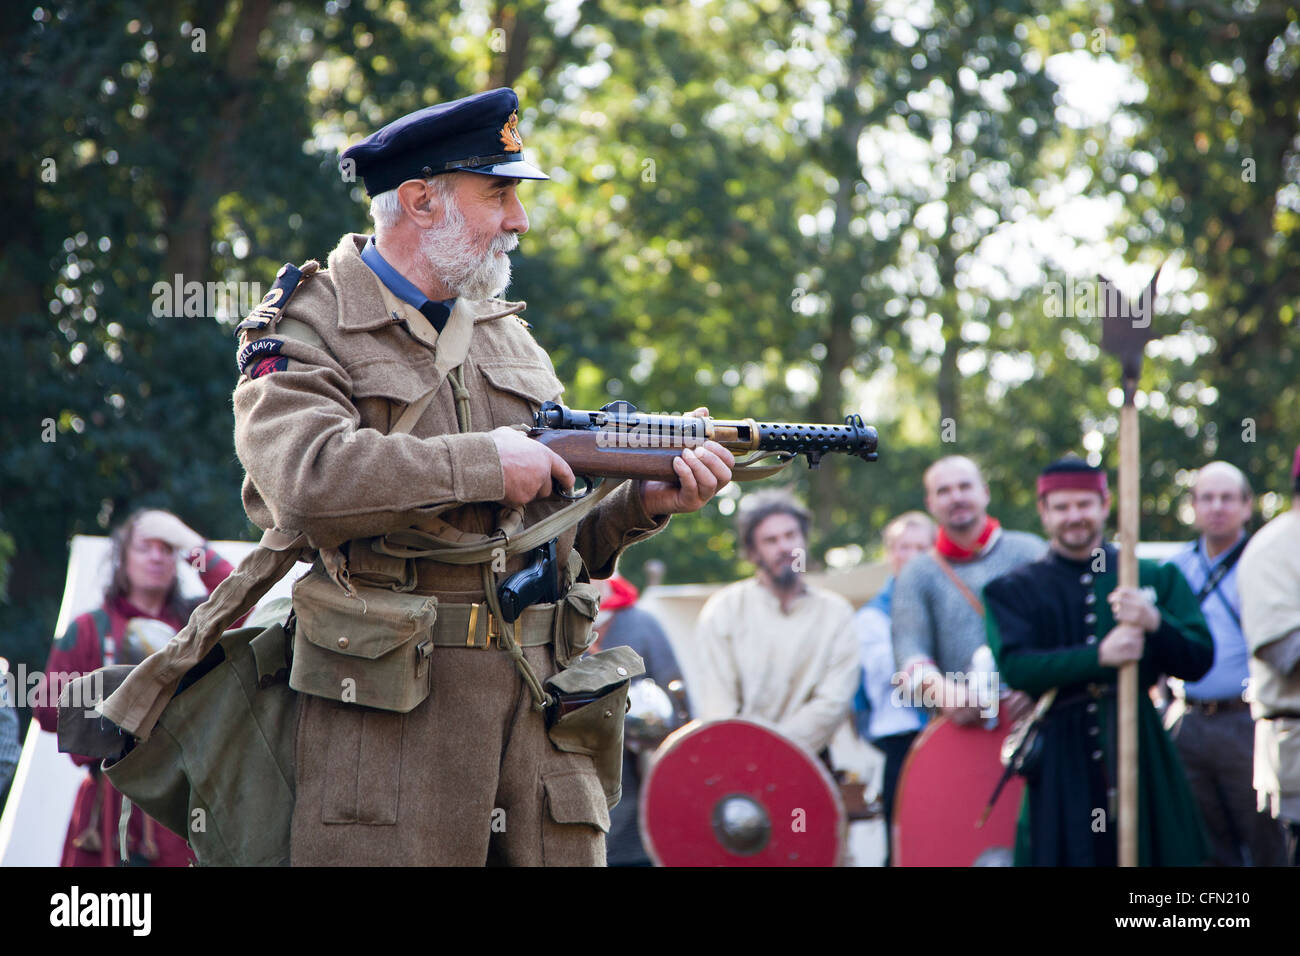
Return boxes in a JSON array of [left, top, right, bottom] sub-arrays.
[[984, 457, 1213, 865]]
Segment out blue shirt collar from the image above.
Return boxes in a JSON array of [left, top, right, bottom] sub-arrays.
[[1196, 531, 1247, 568], [361, 235, 455, 326]]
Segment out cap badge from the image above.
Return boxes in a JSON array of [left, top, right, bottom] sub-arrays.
[[499, 111, 522, 152]]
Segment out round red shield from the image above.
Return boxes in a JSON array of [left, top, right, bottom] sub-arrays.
[[891, 716, 1024, 866], [639, 718, 846, 867]]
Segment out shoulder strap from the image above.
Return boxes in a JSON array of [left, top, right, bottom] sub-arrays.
[[390, 385, 438, 436], [1195, 534, 1250, 604], [930, 549, 985, 618], [236, 261, 319, 335], [273, 315, 327, 351]]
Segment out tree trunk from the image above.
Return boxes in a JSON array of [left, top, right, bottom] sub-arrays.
[[807, 0, 868, 546]]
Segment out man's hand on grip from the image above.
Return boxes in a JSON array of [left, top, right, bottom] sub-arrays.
[[492, 426, 575, 507]]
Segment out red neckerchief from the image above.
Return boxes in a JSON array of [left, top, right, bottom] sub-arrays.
[[934, 516, 1001, 561], [111, 594, 183, 630]]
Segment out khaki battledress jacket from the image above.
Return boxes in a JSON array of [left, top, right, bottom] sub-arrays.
[[231, 234, 668, 865], [234, 233, 667, 594]]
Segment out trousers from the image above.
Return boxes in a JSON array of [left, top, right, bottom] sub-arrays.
[[1170, 705, 1288, 866], [290, 643, 610, 866]]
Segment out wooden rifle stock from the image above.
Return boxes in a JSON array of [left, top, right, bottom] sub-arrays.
[[531, 431, 683, 481]]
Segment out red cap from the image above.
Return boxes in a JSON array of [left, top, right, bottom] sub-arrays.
[[600, 575, 639, 611], [1037, 470, 1109, 498]]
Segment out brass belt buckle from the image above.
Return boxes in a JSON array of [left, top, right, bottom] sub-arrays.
[[465, 603, 500, 649]]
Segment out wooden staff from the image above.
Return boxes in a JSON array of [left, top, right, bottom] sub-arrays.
[[1099, 264, 1163, 868], [1116, 390, 1140, 867]]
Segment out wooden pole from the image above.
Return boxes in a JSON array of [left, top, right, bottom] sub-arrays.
[[1117, 399, 1140, 868]]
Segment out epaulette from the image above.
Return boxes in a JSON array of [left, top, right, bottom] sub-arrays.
[[236, 260, 320, 335]]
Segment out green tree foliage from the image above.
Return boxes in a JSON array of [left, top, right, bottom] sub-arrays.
[[1110, 1, 1300, 511]]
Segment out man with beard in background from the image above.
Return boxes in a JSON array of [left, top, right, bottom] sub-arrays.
[[692, 491, 860, 759]]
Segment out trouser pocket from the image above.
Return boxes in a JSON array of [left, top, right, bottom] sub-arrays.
[[316, 700, 405, 826], [541, 768, 610, 867]]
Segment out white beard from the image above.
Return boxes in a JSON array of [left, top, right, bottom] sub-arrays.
[[419, 192, 518, 300]]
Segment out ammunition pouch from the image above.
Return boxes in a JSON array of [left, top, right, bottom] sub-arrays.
[[553, 581, 601, 669], [544, 645, 644, 808], [289, 568, 438, 713]]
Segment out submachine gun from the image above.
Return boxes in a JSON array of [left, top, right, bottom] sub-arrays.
[[494, 400, 880, 622]]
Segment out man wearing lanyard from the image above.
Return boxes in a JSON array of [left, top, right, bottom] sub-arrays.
[[1166, 461, 1288, 866]]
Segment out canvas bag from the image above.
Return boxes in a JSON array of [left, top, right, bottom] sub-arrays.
[[102, 614, 297, 865]]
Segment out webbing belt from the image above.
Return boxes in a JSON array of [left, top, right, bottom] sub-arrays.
[[434, 601, 556, 649]]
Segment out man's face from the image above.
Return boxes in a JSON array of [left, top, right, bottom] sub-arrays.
[[420, 173, 529, 299], [125, 533, 177, 595], [747, 512, 807, 590], [1191, 471, 1251, 542], [924, 460, 990, 535], [886, 524, 934, 577], [1038, 490, 1109, 558]]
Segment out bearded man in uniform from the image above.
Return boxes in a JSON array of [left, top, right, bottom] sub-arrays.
[[232, 88, 733, 865]]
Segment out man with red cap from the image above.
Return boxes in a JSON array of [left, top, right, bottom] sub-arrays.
[[983, 456, 1213, 865], [1238, 444, 1300, 865]]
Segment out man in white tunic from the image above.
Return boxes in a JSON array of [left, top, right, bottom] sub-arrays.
[[692, 491, 860, 756], [1238, 444, 1300, 865]]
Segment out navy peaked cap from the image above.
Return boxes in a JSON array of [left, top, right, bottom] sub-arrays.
[[341, 88, 548, 196]]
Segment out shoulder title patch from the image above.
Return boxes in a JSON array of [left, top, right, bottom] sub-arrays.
[[237, 336, 284, 374]]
